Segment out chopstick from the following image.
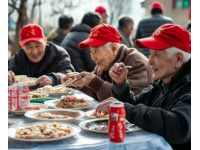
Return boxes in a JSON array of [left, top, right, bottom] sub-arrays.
[[116, 65, 132, 71], [53, 78, 74, 88]]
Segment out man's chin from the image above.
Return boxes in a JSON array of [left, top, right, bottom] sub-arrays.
[[30, 57, 42, 63]]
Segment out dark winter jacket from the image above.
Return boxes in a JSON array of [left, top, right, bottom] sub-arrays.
[[112, 59, 191, 150], [61, 24, 95, 72], [8, 42, 75, 85]]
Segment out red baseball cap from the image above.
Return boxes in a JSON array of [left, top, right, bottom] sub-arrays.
[[79, 23, 122, 49], [136, 24, 191, 54], [20, 24, 46, 47], [95, 6, 107, 15], [151, 1, 163, 10]]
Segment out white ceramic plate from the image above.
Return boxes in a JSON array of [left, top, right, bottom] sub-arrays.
[[37, 87, 74, 97], [9, 103, 47, 115], [85, 110, 96, 119], [79, 118, 140, 134], [44, 99, 94, 110], [8, 122, 81, 142], [29, 93, 49, 99], [25, 109, 85, 123]]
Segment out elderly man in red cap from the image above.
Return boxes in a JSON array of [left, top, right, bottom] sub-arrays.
[[8, 24, 74, 86], [135, 1, 173, 58], [96, 24, 191, 150], [61, 23, 152, 101], [95, 6, 108, 24]]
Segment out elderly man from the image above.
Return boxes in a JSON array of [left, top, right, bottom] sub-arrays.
[[8, 24, 74, 86], [96, 24, 191, 150], [61, 24, 152, 101]]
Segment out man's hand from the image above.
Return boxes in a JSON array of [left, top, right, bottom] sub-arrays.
[[8, 71, 15, 83], [109, 62, 128, 85], [95, 97, 118, 114], [61, 72, 79, 83], [69, 72, 96, 88], [35, 75, 52, 86]]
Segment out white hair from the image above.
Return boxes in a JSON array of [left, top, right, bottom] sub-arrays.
[[104, 42, 121, 49], [166, 47, 191, 63]]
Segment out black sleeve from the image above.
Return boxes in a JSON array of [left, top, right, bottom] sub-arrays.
[[65, 45, 88, 72], [8, 54, 21, 74], [112, 80, 152, 105], [124, 94, 191, 145], [47, 47, 75, 85]]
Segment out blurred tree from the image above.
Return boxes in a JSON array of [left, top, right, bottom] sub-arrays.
[[8, 0, 43, 56], [49, 0, 79, 17], [9, 0, 27, 56], [107, 0, 135, 25]]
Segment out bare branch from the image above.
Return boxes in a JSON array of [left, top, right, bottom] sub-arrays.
[[8, 3, 19, 12]]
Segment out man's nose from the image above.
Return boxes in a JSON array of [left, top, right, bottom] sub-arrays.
[[32, 47, 38, 54]]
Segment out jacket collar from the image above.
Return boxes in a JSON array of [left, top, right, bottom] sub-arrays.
[[154, 59, 191, 89]]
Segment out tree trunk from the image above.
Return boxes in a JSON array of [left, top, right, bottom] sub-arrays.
[[11, 0, 27, 56]]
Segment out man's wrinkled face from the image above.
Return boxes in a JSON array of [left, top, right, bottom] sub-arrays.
[[90, 44, 116, 72], [22, 41, 47, 63], [149, 49, 178, 83]]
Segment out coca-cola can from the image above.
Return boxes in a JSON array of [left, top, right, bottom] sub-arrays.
[[18, 83, 30, 110], [8, 83, 19, 111], [108, 102, 126, 142]]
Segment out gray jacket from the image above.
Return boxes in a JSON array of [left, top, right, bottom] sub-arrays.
[[135, 14, 173, 58]]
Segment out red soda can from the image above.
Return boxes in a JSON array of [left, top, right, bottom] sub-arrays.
[[8, 83, 19, 111], [18, 83, 30, 110], [108, 102, 126, 142]]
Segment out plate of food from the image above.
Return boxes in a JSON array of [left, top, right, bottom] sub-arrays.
[[15, 75, 38, 88], [37, 85, 74, 96], [9, 103, 47, 115], [25, 109, 85, 123], [44, 95, 94, 110], [85, 110, 108, 119], [8, 122, 81, 142], [79, 119, 140, 134], [29, 93, 49, 99]]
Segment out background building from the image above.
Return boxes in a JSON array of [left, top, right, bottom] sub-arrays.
[[141, 0, 191, 27]]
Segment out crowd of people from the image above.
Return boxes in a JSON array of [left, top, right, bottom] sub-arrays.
[[8, 2, 191, 150]]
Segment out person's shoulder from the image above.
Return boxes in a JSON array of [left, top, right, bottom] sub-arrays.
[[121, 46, 146, 59], [46, 29, 58, 41], [47, 42, 69, 56], [162, 16, 173, 22], [139, 16, 154, 23]]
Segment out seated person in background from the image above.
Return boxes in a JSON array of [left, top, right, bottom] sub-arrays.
[[8, 24, 74, 86], [61, 24, 152, 101], [117, 15, 134, 48], [96, 24, 191, 150], [47, 15, 74, 46], [95, 6, 108, 24], [61, 12, 101, 72]]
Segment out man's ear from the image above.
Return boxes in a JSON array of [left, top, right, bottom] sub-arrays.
[[110, 43, 119, 56], [44, 37, 47, 42], [175, 52, 184, 68]]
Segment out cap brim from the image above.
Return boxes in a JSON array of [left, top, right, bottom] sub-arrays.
[[79, 38, 108, 49], [136, 37, 171, 50], [20, 37, 46, 47]]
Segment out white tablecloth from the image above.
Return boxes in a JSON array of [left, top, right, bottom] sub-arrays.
[[8, 90, 172, 150]]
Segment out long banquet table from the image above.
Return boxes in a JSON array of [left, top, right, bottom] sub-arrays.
[[8, 90, 172, 150]]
